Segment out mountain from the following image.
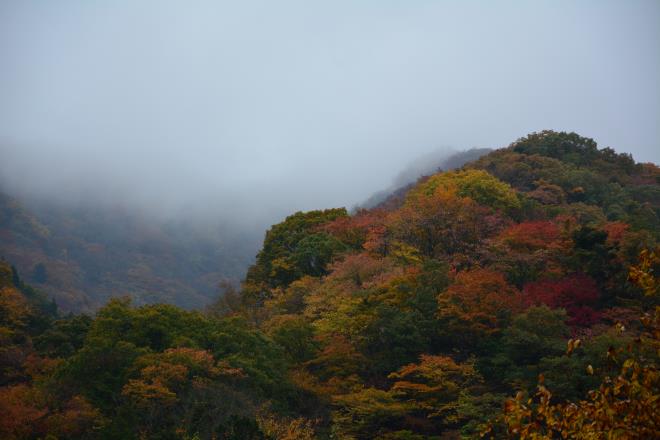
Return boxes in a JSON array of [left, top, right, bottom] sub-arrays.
[[227, 130, 660, 438], [0, 147, 492, 314], [1, 130, 659, 439], [0, 192, 258, 312], [360, 147, 492, 210]]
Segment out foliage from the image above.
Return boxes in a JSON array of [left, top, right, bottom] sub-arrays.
[[246, 209, 349, 288], [437, 269, 523, 347], [492, 248, 660, 438], [389, 186, 502, 260], [1, 131, 659, 438], [509, 130, 636, 174], [487, 220, 570, 287], [408, 169, 521, 214], [522, 274, 601, 327], [628, 248, 660, 297], [332, 355, 488, 438]]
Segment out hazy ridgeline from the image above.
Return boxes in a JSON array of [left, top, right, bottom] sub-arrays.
[[1, 132, 659, 438], [2, 1, 658, 312], [0, 2, 659, 437], [0, 144, 486, 312]]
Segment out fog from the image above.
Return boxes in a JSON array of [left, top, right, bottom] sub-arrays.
[[1, 0, 659, 231]]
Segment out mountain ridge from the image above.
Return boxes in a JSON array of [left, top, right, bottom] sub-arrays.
[[1, 130, 659, 438]]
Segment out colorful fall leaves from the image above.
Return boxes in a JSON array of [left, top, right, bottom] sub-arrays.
[[496, 249, 660, 439], [230, 132, 658, 438], [0, 263, 104, 439], [1, 130, 658, 438]]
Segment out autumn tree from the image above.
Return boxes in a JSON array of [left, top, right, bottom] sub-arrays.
[[488, 220, 570, 287], [437, 268, 523, 348], [332, 355, 487, 438], [407, 169, 522, 215], [522, 274, 601, 327], [122, 348, 253, 439], [388, 187, 502, 261]]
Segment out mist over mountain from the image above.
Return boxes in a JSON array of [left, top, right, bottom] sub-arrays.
[[0, 145, 489, 313], [0, 188, 259, 312], [3, 130, 659, 438], [1, 2, 660, 437], [360, 148, 492, 209], [2, 3, 658, 304], [1, 1, 659, 227]]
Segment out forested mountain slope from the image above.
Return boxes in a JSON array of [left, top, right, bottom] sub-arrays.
[[0, 192, 258, 312], [0, 131, 658, 439], [0, 148, 491, 314], [360, 148, 492, 210]]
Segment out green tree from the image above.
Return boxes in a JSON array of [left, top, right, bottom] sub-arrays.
[[247, 208, 349, 288]]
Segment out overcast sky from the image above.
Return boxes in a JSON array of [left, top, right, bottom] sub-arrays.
[[1, 0, 659, 226]]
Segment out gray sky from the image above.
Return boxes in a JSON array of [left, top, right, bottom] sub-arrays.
[[1, 0, 659, 227]]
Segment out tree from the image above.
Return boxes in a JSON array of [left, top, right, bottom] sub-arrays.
[[321, 209, 386, 250], [522, 274, 601, 327], [388, 355, 481, 428], [489, 220, 570, 287], [407, 169, 522, 214], [510, 130, 637, 176], [263, 314, 318, 363], [290, 233, 348, 278], [479, 306, 569, 392], [332, 355, 483, 438], [246, 208, 349, 288], [33, 314, 92, 358], [388, 187, 502, 261], [437, 269, 523, 348], [121, 348, 250, 438], [0, 384, 105, 440], [332, 387, 411, 439]]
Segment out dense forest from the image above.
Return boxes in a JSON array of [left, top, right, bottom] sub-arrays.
[[1, 131, 659, 439]]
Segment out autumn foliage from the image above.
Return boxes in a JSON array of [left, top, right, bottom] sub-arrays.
[[1, 131, 659, 438], [494, 249, 660, 439], [522, 274, 601, 327]]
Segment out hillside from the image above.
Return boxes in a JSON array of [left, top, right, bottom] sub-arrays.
[[1, 131, 659, 439], [0, 148, 491, 314], [0, 193, 258, 312], [360, 148, 493, 210]]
